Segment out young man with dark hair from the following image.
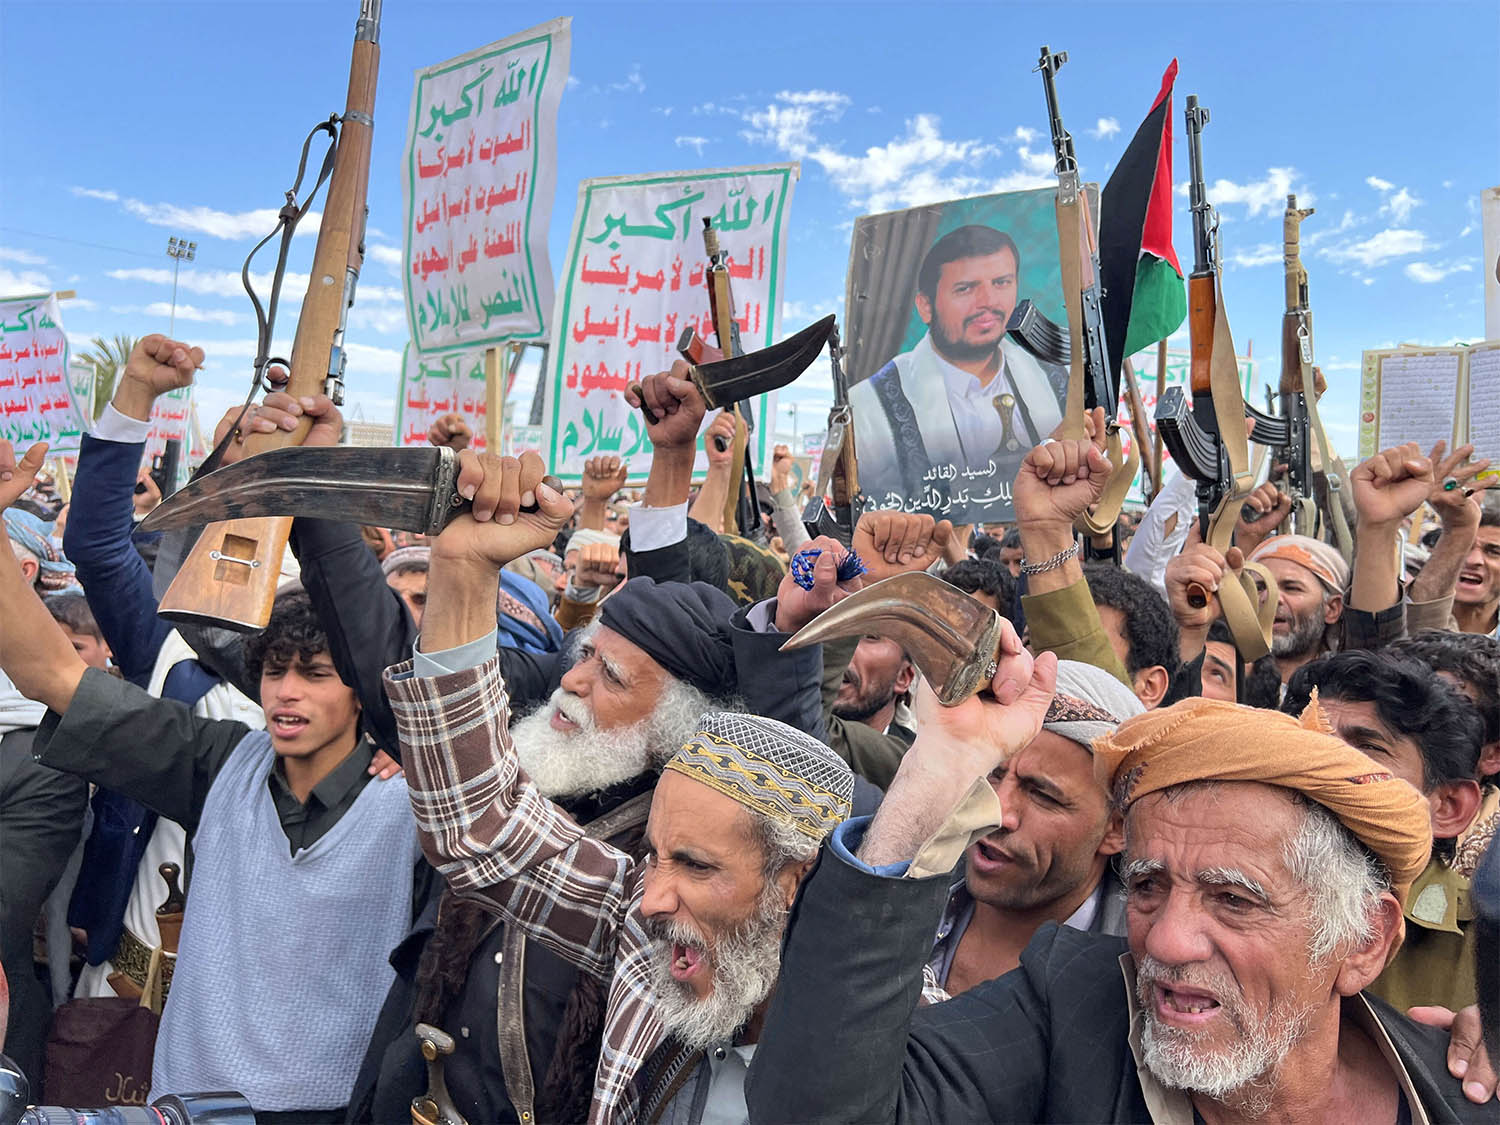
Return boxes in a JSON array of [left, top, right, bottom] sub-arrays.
[[44, 591, 111, 670], [1284, 649, 1485, 1013], [944, 557, 1016, 618], [0, 443, 422, 1122], [1082, 562, 1180, 710], [1389, 630, 1500, 881], [850, 223, 1066, 515], [1454, 502, 1500, 638]]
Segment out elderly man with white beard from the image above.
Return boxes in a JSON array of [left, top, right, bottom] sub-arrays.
[[380, 448, 886, 1125], [746, 673, 1493, 1121]]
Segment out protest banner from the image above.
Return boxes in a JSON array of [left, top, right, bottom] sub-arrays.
[[393, 343, 492, 448], [843, 187, 1075, 523], [144, 385, 194, 491], [1359, 343, 1500, 470], [543, 163, 798, 485], [0, 293, 89, 454], [402, 18, 569, 353]]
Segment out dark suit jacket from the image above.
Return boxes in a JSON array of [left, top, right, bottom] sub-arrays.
[[0, 727, 88, 1087], [747, 843, 1488, 1124]]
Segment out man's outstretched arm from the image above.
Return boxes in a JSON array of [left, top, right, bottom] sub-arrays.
[[747, 628, 1057, 1123], [390, 450, 636, 979]]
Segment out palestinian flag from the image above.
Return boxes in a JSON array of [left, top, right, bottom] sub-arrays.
[[1099, 58, 1186, 382]]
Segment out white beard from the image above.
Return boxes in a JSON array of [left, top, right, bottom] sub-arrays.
[[511, 688, 657, 799], [644, 880, 787, 1052], [1136, 954, 1316, 1117]]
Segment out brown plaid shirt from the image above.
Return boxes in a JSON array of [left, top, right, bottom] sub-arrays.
[[386, 653, 671, 1125]]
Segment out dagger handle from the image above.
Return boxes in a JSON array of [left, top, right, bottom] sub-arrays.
[[435, 474, 564, 533], [627, 379, 729, 452]]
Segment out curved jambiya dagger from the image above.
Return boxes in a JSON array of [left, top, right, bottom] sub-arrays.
[[779, 571, 1005, 706]]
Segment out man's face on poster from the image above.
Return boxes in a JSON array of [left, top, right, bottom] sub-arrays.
[[915, 248, 1019, 364]]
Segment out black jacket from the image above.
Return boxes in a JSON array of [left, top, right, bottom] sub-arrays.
[[748, 842, 1490, 1124], [0, 727, 88, 1089]]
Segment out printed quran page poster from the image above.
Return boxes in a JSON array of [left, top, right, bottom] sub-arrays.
[[1374, 351, 1461, 456], [1466, 342, 1500, 470], [543, 163, 798, 486]]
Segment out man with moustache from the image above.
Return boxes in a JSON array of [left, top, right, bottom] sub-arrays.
[[821, 635, 917, 791], [0, 440, 420, 1121], [747, 665, 1491, 1120], [384, 448, 859, 1124], [927, 659, 1143, 995], [851, 224, 1065, 517]]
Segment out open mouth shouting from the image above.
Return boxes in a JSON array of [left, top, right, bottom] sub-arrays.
[[1153, 982, 1223, 1026], [270, 709, 311, 739]]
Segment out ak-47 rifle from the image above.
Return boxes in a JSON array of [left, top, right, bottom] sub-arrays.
[[1277, 194, 1318, 536], [157, 0, 381, 630], [801, 323, 862, 546], [1035, 47, 1137, 543], [678, 217, 764, 541], [1154, 95, 1278, 658]]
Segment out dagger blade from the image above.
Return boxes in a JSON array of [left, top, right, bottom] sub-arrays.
[[139, 445, 465, 535]]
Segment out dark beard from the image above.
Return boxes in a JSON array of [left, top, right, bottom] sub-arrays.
[[930, 312, 1003, 365], [832, 674, 895, 724]]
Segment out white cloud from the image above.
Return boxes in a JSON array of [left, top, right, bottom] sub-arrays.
[[0, 247, 47, 266], [141, 301, 241, 326], [741, 91, 1049, 212], [1365, 175, 1394, 192], [1010, 126, 1037, 144], [674, 135, 709, 156], [367, 244, 403, 273], [1227, 243, 1281, 268], [652, 106, 673, 117], [121, 198, 321, 241], [1381, 187, 1420, 223], [1205, 167, 1307, 217], [70, 186, 119, 202], [1089, 117, 1120, 140], [106, 266, 402, 305], [348, 304, 408, 335], [1404, 260, 1473, 284], [565, 75, 580, 90], [0, 267, 52, 297], [608, 64, 644, 94], [1460, 223, 1475, 239], [1321, 228, 1426, 268]]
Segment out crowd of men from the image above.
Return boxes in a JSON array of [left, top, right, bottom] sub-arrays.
[[0, 332, 1497, 1124]]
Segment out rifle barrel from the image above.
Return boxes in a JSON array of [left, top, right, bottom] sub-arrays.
[[1185, 96, 1213, 277]]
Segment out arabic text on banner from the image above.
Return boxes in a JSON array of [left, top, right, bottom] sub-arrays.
[[145, 385, 194, 489], [394, 343, 495, 451], [543, 163, 798, 485], [0, 294, 89, 454], [403, 17, 569, 353]]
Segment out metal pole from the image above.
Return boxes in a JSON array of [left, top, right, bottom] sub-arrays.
[[169, 255, 180, 336], [166, 237, 197, 337]]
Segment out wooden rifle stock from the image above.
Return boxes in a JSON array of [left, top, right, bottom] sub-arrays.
[[158, 6, 379, 630], [1187, 273, 1216, 398]]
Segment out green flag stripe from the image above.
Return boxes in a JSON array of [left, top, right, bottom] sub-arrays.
[[1122, 252, 1186, 357]]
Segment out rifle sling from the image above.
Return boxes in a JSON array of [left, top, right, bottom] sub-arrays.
[[1300, 356, 1355, 566], [1054, 192, 1138, 537], [1202, 273, 1278, 661]]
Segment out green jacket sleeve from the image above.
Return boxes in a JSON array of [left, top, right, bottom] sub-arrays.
[[1021, 580, 1132, 688]]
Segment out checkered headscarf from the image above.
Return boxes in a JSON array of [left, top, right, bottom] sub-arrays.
[[4, 508, 74, 590], [664, 712, 854, 841]]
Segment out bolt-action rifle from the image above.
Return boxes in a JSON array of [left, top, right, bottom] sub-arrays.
[[156, 0, 381, 630]]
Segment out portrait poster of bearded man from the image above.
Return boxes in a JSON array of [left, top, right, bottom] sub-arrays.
[[845, 186, 1072, 523]]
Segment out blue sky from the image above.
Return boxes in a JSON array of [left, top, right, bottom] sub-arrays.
[[2, 0, 1494, 457]]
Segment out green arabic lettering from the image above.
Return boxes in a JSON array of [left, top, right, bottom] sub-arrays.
[[1, 304, 37, 333], [420, 65, 495, 138], [584, 189, 707, 245], [560, 420, 580, 464]]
